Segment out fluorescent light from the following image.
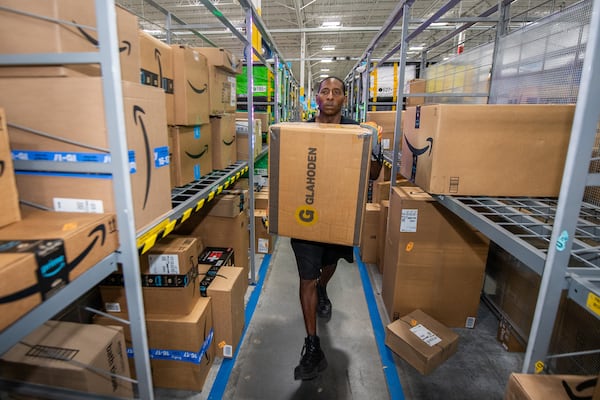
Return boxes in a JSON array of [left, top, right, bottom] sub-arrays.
[[319, 74, 328, 78], [322, 45, 335, 51], [431, 22, 448, 26], [143, 29, 163, 35], [321, 21, 340, 27], [320, 68, 330, 72], [409, 46, 425, 51], [321, 59, 333, 63]]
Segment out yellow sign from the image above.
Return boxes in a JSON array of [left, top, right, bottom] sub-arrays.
[[534, 361, 544, 374], [587, 292, 600, 317]]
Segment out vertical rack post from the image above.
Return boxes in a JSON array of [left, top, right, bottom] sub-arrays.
[[390, 3, 411, 190], [274, 54, 280, 123], [245, 7, 257, 284], [95, 1, 154, 398], [522, 0, 600, 373]]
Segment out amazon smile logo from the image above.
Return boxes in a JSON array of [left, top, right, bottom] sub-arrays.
[[188, 81, 208, 94], [133, 105, 152, 209], [0, 224, 108, 303], [0, 160, 4, 176], [75, 22, 131, 55], [404, 136, 433, 182], [222, 137, 235, 146], [185, 145, 209, 159]]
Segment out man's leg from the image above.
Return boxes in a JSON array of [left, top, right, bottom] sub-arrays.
[[299, 278, 318, 335], [295, 277, 327, 380], [316, 264, 336, 320]]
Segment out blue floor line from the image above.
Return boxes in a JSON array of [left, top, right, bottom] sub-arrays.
[[354, 247, 405, 400], [208, 254, 272, 400]]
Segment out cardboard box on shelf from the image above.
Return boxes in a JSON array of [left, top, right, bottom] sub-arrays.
[[198, 246, 235, 276], [0, 108, 20, 229], [401, 104, 575, 196], [268, 122, 372, 246], [208, 192, 245, 218], [376, 200, 389, 274], [94, 296, 215, 392], [195, 47, 242, 115], [236, 118, 263, 161], [382, 186, 489, 328], [0, 321, 132, 397], [366, 110, 404, 151], [235, 112, 271, 133], [0, 1, 140, 82], [254, 189, 269, 210], [359, 203, 380, 264], [139, 31, 175, 124], [385, 309, 459, 375], [210, 114, 238, 170], [99, 236, 201, 315], [172, 45, 211, 126], [497, 318, 526, 352], [405, 79, 426, 107], [254, 209, 275, 254], [504, 373, 598, 400], [0, 209, 118, 332], [204, 266, 246, 358], [169, 124, 213, 187], [178, 210, 249, 277], [2, 78, 172, 232]]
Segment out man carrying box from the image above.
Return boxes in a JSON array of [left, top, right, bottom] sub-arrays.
[[292, 76, 382, 380]]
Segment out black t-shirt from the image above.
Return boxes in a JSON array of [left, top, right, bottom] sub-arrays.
[[307, 116, 360, 125]]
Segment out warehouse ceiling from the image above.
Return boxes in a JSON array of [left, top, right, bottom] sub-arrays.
[[116, 0, 579, 92]]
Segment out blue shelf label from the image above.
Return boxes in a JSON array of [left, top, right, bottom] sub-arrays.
[[194, 125, 201, 139], [127, 328, 213, 364], [13, 149, 137, 174], [154, 146, 170, 168]]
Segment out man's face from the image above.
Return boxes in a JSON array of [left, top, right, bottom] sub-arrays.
[[316, 78, 346, 116]]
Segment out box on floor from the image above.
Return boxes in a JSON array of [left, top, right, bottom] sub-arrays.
[[359, 203, 380, 264], [0, 209, 118, 332], [94, 296, 215, 392], [0, 321, 133, 398], [268, 122, 372, 246], [385, 309, 459, 375]]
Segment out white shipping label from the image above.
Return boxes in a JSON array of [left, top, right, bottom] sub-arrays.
[[53, 197, 104, 213], [257, 238, 269, 254], [148, 254, 181, 274], [400, 209, 418, 232], [410, 324, 442, 347], [229, 77, 237, 106], [381, 138, 391, 150]]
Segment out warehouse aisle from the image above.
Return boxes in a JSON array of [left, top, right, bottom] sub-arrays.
[[155, 235, 524, 400], [221, 237, 389, 399]]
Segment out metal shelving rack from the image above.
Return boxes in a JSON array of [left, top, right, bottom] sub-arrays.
[[0, 1, 155, 398], [349, 0, 600, 375]]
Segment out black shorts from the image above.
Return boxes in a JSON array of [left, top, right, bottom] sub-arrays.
[[290, 238, 354, 280]]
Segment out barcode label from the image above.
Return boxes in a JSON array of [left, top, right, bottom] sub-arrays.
[[53, 198, 104, 213], [148, 254, 180, 274], [105, 302, 122, 313], [400, 209, 418, 232], [223, 345, 233, 358], [410, 324, 442, 347]]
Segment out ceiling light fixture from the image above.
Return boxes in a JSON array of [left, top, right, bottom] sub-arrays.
[[321, 59, 333, 63], [321, 21, 340, 28], [409, 46, 425, 51], [320, 68, 330, 72], [322, 45, 335, 51]]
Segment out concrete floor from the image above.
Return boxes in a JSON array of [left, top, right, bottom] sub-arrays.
[[156, 236, 524, 400]]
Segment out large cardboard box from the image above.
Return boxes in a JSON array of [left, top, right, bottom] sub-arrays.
[[376, 200, 389, 274], [504, 373, 598, 400], [0, 321, 132, 397], [401, 104, 575, 196], [210, 114, 238, 170], [268, 123, 372, 246], [0, 1, 140, 82], [208, 192, 245, 218], [382, 186, 489, 327], [172, 45, 211, 126], [385, 309, 459, 375], [195, 47, 242, 115], [2, 78, 172, 232], [94, 296, 215, 392], [359, 203, 380, 264], [139, 31, 175, 124], [99, 236, 201, 315], [205, 266, 246, 358], [169, 124, 213, 187], [0, 209, 118, 332], [0, 108, 20, 229]]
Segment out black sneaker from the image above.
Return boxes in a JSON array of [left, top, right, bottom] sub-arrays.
[[294, 335, 328, 380], [316, 283, 332, 320]]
